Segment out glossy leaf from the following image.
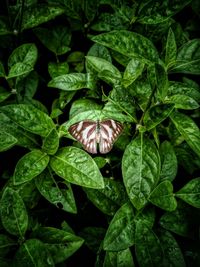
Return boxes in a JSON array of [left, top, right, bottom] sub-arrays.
[[0, 187, 28, 237], [32, 227, 84, 264], [122, 135, 160, 210], [35, 169, 77, 214], [103, 202, 135, 251], [13, 150, 49, 185], [104, 248, 135, 267], [48, 73, 95, 91], [176, 178, 200, 208], [167, 94, 199, 110], [92, 30, 159, 63], [14, 239, 54, 267], [48, 61, 69, 78], [165, 28, 177, 68], [159, 141, 177, 181], [170, 111, 200, 157], [149, 180, 177, 211], [7, 43, 38, 78], [42, 128, 59, 155], [0, 104, 55, 137], [135, 220, 163, 267], [0, 131, 17, 152], [50, 147, 104, 189]]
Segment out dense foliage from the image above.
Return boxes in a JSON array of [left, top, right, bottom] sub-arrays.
[[0, 0, 200, 266]]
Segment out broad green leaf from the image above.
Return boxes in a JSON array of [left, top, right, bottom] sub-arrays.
[[0, 234, 16, 256], [165, 28, 177, 68], [149, 180, 177, 211], [83, 179, 127, 216], [0, 187, 28, 237], [135, 220, 163, 267], [0, 87, 11, 102], [14, 239, 54, 267], [143, 103, 174, 131], [35, 169, 77, 214], [122, 58, 144, 88], [171, 39, 200, 74], [91, 30, 159, 63], [32, 227, 84, 264], [103, 202, 135, 251], [176, 178, 200, 208], [48, 61, 69, 78], [42, 128, 59, 155], [22, 4, 65, 30], [50, 147, 104, 189], [93, 156, 107, 169], [0, 104, 55, 137], [13, 150, 49, 185], [159, 141, 177, 181], [104, 248, 135, 267], [155, 63, 168, 100], [48, 73, 95, 91], [0, 131, 17, 152], [34, 26, 71, 55], [167, 94, 199, 110], [86, 56, 121, 85], [7, 43, 38, 78], [122, 135, 160, 210], [170, 111, 200, 158], [87, 43, 112, 62], [158, 229, 186, 267]]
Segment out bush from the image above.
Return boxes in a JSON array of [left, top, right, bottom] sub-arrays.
[[0, 0, 200, 266]]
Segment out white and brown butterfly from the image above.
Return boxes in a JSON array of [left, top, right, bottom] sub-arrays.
[[69, 119, 123, 154]]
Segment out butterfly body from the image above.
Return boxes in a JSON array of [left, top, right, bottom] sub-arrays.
[[69, 119, 123, 154]]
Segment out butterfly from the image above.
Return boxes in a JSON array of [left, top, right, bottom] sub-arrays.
[[69, 119, 123, 154]]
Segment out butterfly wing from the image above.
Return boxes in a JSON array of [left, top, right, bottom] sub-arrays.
[[69, 121, 98, 154], [99, 120, 123, 154]]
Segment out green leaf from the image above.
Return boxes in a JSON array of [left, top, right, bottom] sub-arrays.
[[158, 229, 186, 267], [34, 25, 71, 55], [22, 4, 65, 30], [0, 234, 16, 257], [7, 43, 38, 78], [122, 58, 144, 88], [149, 180, 177, 211], [13, 150, 49, 185], [170, 111, 200, 158], [167, 94, 199, 110], [165, 28, 177, 68], [35, 169, 77, 214], [50, 147, 104, 189], [159, 141, 177, 181], [122, 135, 160, 210], [104, 248, 135, 267], [48, 61, 69, 78], [14, 239, 54, 267], [0, 131, 17, 152], [83, 179, 127, 216], [176, 178, 200, 208], [155, 63, 168, 100], [143, 103, 174, 131], [91, 30, 159, 63], [87, 43, 112, 62], [171, 39, 200, 74], [42, 128, 59, 155], [103, 202, 135, 251], [0, 187, 28, 237], [48, 73, 95, 91], [32, 227, 84, 264], [135, 220, 163, 267], [0, 87, 11, 103], [0, 104, 55, 137]]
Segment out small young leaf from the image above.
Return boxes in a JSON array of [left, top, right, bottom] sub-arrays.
[[13, 150, 49, 185], [103, 202, 135, 251], [0, 104, 55, 137], [176, 178, 200, 208], [149, 180, 177, 211], [165, 28, 177, 68], [14, 239, 54, 267], [0, 131, 17, 152], [48, 73, 95, 91], [50, 147, 104, 189], [35, 169, 77, 214], [0, 187, 28, 237], [122, 135, 160, 210], [42, 128, 59, 155], [48, 61, 69, 78], [104, 248, 135, 267]]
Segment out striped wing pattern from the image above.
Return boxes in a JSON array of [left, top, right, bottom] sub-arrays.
[[69, 119, 123, 154]]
